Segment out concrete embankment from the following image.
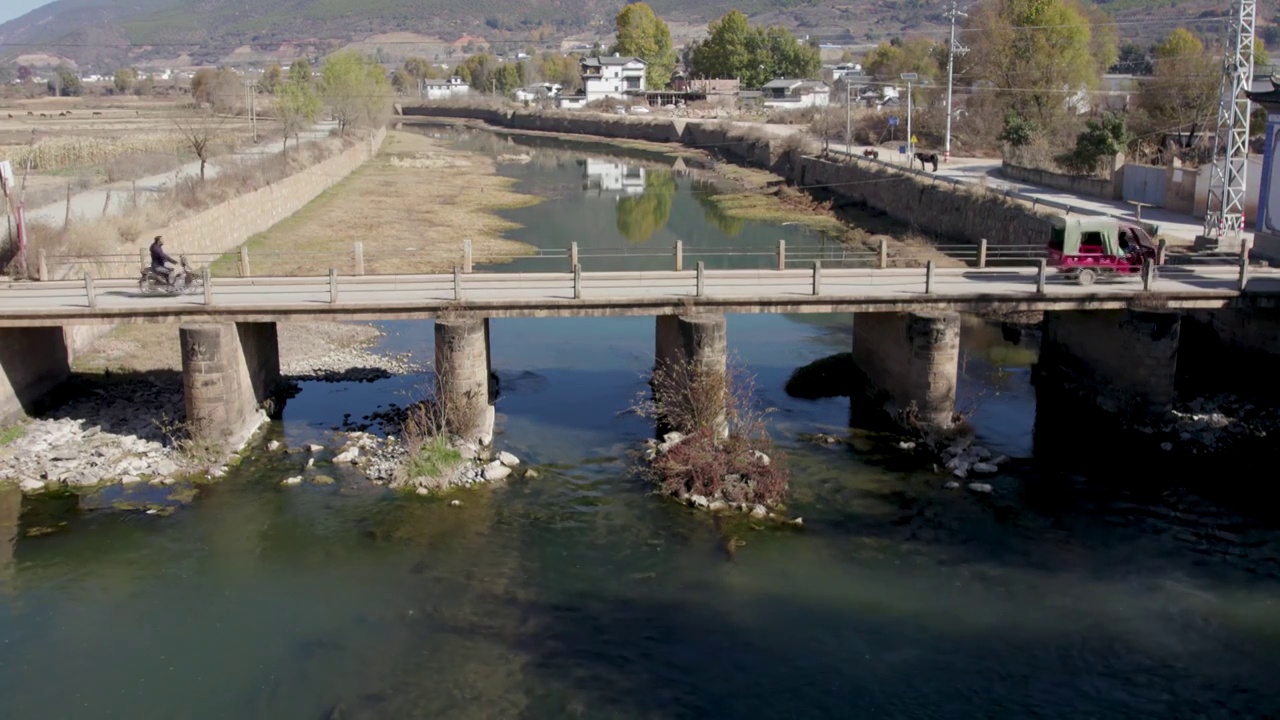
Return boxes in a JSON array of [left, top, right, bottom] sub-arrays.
[[402, 106, 1055, 247]]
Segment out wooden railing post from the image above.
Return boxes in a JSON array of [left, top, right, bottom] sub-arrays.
[[1036, 259, 1047, 294], [462, 240, 473, 274], [878, 238, 888, 269], [812, 260, 822, 295], [570, 242, 579, 271], [674, 240, 683, 271], [37, 249, 48, 282], [202, 266, 212, 305], [1156, 238, 1167, 266], [977, 238, 988, 269], [353, 242, 365, 276], [1238, 241, 1251, 292], [139, 248, 148, 272], [453, 265, 462, 300], [573, 264, 582, 299], [84, 274, 95, 308], [696, 261, 705, 297], [239, 246, 251, 278], [777, 239, 786, 270], [329, 268, 338, 303], [1142, 259, 1154, 291], [925, 260, 935, 294]]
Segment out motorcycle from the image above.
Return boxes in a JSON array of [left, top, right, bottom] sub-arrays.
[[138, 255, 203, 295]]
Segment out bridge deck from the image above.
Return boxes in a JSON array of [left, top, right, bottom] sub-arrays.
[[1, 266, 1277, 326]]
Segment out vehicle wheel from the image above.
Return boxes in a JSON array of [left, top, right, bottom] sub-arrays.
[[1076, 268, 1097, 286], [164, 282, 181, 296], [138, 278, 152, 295]]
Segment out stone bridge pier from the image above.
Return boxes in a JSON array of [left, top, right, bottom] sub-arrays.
[[180, 322, 282, 451], [654, 313, 728, 437], [1034, 309, 1180, 420], [434, 317, 495, 443], [851, 311, 961, 431], [0, 327, 72, 426]]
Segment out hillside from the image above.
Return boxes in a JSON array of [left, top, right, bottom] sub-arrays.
[[0, 0, 1236, 72]]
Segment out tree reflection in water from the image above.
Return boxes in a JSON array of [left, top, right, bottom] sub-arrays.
[[691, 180, 744, 237], [615, 171, 676, 243]]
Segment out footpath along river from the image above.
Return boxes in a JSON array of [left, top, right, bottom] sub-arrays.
[[1, 127, 1278, 719]]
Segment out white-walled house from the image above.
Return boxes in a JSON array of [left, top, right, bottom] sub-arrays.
[[761, 79, 831, 108], [583, 159, 646, 195], [421, 76, 470, 100], [581, 55, 646, 103], [515, 82, 563, 102]]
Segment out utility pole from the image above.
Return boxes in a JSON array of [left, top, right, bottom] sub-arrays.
[[844, 78, 852, 154], [244, 79, 258, 143], [943, 0, 968, 164], [902, 72, 917, 167], [1200, 0, 1257, 250]]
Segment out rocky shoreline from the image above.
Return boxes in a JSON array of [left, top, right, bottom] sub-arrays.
[[0, 322, 427, 496]]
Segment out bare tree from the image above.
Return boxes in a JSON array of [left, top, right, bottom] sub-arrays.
[[173, 111, 227, 180]]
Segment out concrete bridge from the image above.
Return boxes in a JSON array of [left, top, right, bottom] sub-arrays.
[[3, 258, 1280, 452]]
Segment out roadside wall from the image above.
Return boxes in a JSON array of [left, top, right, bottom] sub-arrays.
[[402, 105, 1054, 246], [1000, 146, 1123, 201]]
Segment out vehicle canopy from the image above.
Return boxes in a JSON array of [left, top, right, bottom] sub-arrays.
[[1049, 215, 1155, 257]]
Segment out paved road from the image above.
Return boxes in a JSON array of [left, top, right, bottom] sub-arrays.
[[24, 121, 339, 226], [1, 265, 1275, 325]]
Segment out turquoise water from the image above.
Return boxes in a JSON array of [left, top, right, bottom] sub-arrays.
[[2, 130, 1279, 719]]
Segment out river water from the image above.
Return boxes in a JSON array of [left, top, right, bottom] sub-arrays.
[[2, 128, 1279, 719]]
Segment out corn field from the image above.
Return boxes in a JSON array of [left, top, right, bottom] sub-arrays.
[[0, 133, 191, 171]]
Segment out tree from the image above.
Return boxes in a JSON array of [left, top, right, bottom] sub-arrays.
[[863, 36, 943, 81], [539, 53, 581, 91], [0, 65, 13, 85], [289, 59, 312, 85], [47, 64, 81, 97], [276, 78, 320, 153], [616, 171, 675, 242], [321, 51, 391, 136], [134, 76, 154, 97], [961, 0, 1110, 132], [173, 110, 226, 180], [687, 10, 820, 88], [1113, 42, 1152, 75], [1056, 112, 1128, 175], [612, 2, 677, 88], [261, 64, 283, 94], [402, 57, 439, 81], [16, 65, 33, 83], [113, 68, 136, 94], [190, 68, 218, 104], [1256, 38, 1271, 69], [1139, 28, 1219, 141], [455, 53, 500, 93]]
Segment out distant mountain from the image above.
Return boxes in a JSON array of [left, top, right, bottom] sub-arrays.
[[0, 0, 1231, 73]]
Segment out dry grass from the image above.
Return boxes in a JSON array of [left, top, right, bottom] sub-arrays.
[[230, 130, 538, 276]]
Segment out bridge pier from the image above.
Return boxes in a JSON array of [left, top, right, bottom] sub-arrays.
[[0, 327, 72, 426], [851, 311, 960, 431], [180, 322, 281, 452], [434, 317, 495, 443], [654, 314, 728, 437], [1034, 309, 1180, 420], [1179, 308, 1280, 398]]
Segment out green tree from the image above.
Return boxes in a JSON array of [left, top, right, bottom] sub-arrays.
[[321, 51, 391, 136], [134, 76, 154, 96], [687, 10, 819, 88], [289, 59, 312, 85], [113, 67, 136, 94], [1056, 112, 1128, 175], [1139, 28, 1219, 139], [276, 77, 321, 153], [47, 64, 81, 97], [612, 2, 677, 88], [962, 0, 1110, 131], [863, 36, 943, 81], [261, 63, 282, 94], [692, 181, 744, 237], [403, 57, 440, 80], [616, 170, 676, 243], [1256, 38, 1271, 68], [493, 63, 522, 95], [455, 53, 500, 93], [540, 53, 582, 92]]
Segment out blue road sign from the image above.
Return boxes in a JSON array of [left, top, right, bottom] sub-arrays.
[[888, 116, 899, 126]]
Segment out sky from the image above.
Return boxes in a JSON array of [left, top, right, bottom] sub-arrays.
[[0, 0, 53, 25]]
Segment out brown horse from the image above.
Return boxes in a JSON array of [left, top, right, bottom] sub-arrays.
[[915, 151, 939, 172]]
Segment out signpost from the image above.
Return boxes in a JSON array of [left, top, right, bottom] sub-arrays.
[[901, 73, 918, 167]]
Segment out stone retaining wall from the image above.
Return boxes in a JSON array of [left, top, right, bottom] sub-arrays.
[[403, 105, 1054, 247]]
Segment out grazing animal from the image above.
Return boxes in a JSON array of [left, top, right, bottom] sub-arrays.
[[862, 148, 880, 160], [26, 111, 33, 116], [58, 111, 66, 117], [39, 113, 47, 118], [92, 111, 102, 116], [914, 151, 939, 172], [6, 114, 11, 119]]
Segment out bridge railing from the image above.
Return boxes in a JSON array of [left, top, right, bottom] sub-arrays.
[[13, 248, 1257, 312]]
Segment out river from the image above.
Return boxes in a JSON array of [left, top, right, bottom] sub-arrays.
[[2, 127, 1279, 719]]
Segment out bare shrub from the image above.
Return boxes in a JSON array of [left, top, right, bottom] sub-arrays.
[[106, 152, 180, 183], [633, 356, 790, 507]]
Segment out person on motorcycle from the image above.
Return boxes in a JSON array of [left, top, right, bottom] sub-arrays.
[[150, 235, 176, 286]]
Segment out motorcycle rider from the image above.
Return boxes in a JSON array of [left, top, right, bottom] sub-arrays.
[[149, 235, 176, 286]]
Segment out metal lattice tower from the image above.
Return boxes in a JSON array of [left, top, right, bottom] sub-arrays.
[[1203, 0, 1257, 245]]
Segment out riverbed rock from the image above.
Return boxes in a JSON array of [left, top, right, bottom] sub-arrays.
[[752, 450, 771, 466], [524, 468, 539, 479], [972, 462, 998, 475], [944, 480, 961, 489], [333, 448, 360, 464], [306, 444, 324, 453], [498, 451, 520, 467], [267, 440, 282, 452], [482, 462, 512, 481], [121, 475, 143, 485], [449, 499, 462, 507], [688, 494, 710, 510], [967, 482, 993, 494], [311, 475, 336, 485], [416, 488, 431, 496], [281, 476, 303, 486], [708, 500, 729, 512], [19, 478, 45, 493], [897, 441, 916, 451], [750, 504, 768, 519]]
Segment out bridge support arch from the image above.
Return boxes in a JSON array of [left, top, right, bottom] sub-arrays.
[[434, 317, 495, 443], [851, 311, 961, 431], [180, 322, 281, 452], [654, 313, 728, 437], [0, 327, 72, 426]]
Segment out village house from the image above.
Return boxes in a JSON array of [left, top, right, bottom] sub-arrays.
[[421, 76, 470, 100], [557, 55, 647, 109], [761, 79, 831, 108]]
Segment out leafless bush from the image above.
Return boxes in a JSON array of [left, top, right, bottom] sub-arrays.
[[632, 356, 790, 506], [106, 152, 181, 183]]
